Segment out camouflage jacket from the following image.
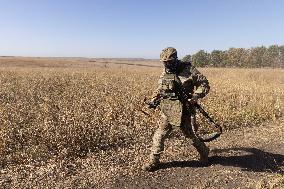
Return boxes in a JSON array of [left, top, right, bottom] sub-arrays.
[[152, 60, 210, 101]]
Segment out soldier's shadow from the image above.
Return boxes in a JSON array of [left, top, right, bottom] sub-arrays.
[[158, 147, 284, 174]]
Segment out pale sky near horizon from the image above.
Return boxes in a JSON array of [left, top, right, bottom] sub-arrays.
[[0, 0, 284, 59]]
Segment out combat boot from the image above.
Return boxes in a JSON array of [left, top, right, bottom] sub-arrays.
[[142, 154, 160, 172], [199, 146, 209, 166]]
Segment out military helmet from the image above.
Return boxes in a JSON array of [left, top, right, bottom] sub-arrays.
[[160, 47, 178, 61]]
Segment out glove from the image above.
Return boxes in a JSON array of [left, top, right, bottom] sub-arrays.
[[145, 100, 157, 109], [188, 94, 199, 105]]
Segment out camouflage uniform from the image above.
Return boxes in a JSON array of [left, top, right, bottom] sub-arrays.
[[143, 47, 210, 171]]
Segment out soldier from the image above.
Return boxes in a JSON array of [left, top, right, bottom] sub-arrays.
[[143, 47, 210, 172]]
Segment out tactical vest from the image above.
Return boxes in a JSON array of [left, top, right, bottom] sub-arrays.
[[159, 73, 183, 127]]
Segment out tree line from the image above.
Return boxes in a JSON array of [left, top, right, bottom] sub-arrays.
[[182, 45, 284, 68]]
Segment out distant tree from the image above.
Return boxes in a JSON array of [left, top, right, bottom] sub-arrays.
[[248, 46, 267, 67], [263, 45, 279, 68], [271, 45, 281, 67], [279, 45, 284, 68], [182, 54, 192, 62], [241, 49, 250, 68], [219, 51, 229, 67], [226, 48, 247, 67], [189, 44, 284, 68], [191, 50, 210, 67], [209, 50, 224, 67]]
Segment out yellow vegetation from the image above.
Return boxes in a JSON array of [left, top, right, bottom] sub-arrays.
[[0, 66, 283, 167]]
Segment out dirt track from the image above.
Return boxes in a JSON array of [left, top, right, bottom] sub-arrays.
[[113, 120, 284, 189]]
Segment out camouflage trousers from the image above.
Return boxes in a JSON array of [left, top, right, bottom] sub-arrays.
[[149, 109, 208, 161]]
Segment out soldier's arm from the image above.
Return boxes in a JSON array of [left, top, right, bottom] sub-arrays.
[[190, 66, 210, 98]]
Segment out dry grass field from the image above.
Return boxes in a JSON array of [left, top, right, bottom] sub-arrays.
[[0, 57, 283, 188]]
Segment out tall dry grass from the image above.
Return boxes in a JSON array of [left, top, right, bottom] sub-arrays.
[[0, 66, 283, 169]]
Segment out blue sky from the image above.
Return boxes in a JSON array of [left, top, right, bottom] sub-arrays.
[[0, 0, 284, 58]]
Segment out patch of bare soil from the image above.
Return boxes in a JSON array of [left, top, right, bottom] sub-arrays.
[[113, 120, 284, 189]]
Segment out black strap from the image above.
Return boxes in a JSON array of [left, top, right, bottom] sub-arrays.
[[194, 103, 222, 142], [173, 77, 222, 142]]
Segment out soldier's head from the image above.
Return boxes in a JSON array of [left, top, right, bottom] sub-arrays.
[[160, 47, 178, 73]]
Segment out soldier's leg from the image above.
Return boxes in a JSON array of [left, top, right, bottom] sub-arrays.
[[180, 111, 209, 165], [143, 113, 172, 171]]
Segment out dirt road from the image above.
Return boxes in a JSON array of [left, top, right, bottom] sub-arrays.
[[113, 120, 284, 189]]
